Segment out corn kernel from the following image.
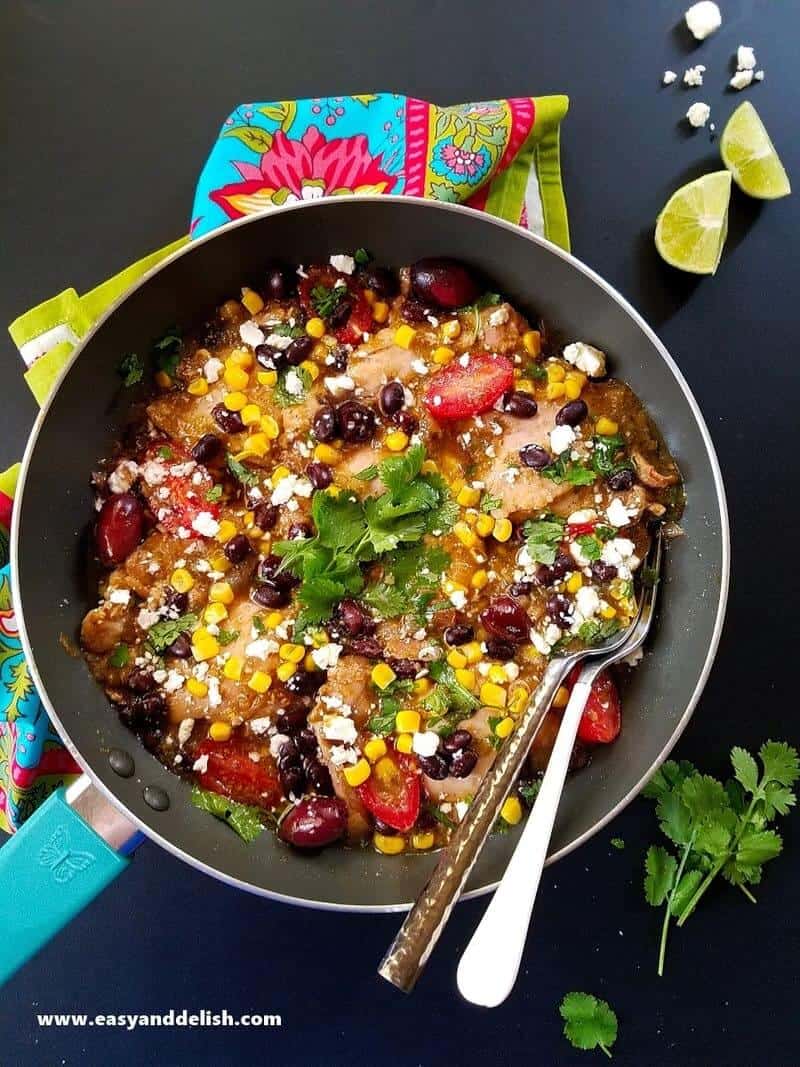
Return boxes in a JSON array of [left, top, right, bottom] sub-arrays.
[[566, 572, 583, 594], [564, 377, 583, 400], [454, 521, 479, 549], [241, 287, 264, 315], [447, 649, 468, 670], [509, 684, 530, 715], [363, 288, 376, 306], [546, 382, 566, 401], [209, 582, 234, 606], [326, 485, 340, 498], [204, 602, 228, 625], [230, 347, 256, 371], [566, 369, 587, 388], [247, 670, 272, 694], [241, 403, 262, 426], [214, 522, 237, 547], [191, 629, 220, 661], [412, 831, 435, 851], [169, 567, 194, 593], [223, 390, 247, 412], [553, 685, 570, 709], [547, 363, 566, 383], [276, 662, 296, 682], [443, 579, 466, 597], [441, 319, 461, 341], [313, 443, 340, 465], [421, 459, 439, 475], [475, 513, 495, 537], [385, 430, 409, 452], [257, 370, 278, 387], [209, 554, 231, 576], [394, 324, 417, 349], [501, 795, 523, 826], [523, 330, 541, 357], [344, 758, 371, 788], [372, 300, 389, 324], [374, 832, 405, 855], [596, 416, 619, 436], [209, 721, 232, 742], [271, 465, 291, 486], [516, 378, 536, 395], [224, 365, 250, 391], [186, 678, 208, 698], [371, 663, 397, 690], [432, 345, 455, 365], [260, 414, 280, 439], [470, 569, 489, 591], [493, 518, 513, 543], [600, 604, 617, 620], [412, 677, 433, 696], [461, 642, 482, 665], [279, 643, 305, 663], [449, 477, 466, 495], [188, 378, 209, 396], [480, 681, 507, 708], [243, 432, 269, 457], [488, 664, 508, 685], [301, 653, 315, 672], [456, 485, 481, 508], [305, 317, 325, 339], [455, 668, 477, 691], [395, 733, 414, 755], [364, 738, 388, 762], [494, 716, 515, 739], [265, 612, 282, 629], [223, 656, 243, 681], [395, 709, 421, 734], [155, 371, 172, 389]]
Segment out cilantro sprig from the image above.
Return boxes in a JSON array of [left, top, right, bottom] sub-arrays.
[[642, 742, 799, 975], [422, 658, 479, 734], [362, 543, 450, 622], [523, 515, 566, 565], [591, 434, 633, 479], [190, 785, 264, 843], [118, 352, 144, 387], [559, 992, 618, 1058], [226, 452, 260, 487], [153, 326, 182, 377], [541, 455, 597, 486], [310, 283, 348, 321], [366, 677, 414, 736], [145, 613, 198, 654]]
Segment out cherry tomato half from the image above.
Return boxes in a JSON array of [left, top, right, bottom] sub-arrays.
[[195, 739, 282, 810], [568, 667, 621, 744], [423, 352, 514, 421], [357, 747, 420, 832]]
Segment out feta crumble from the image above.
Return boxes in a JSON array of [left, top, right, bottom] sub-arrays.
[[662, 70, 677, 85], [203, 356, 224, 383], [606, 497, 632, 527], [325, 374, 355, 397], [191, 511, 221, 538], [311, 643, 343, 670], [412, 732, 440, 757], [108, 588, 131, 605], [683, 65, 706, 88], [684, 2, 721, 41], [563, 341, 606, 378], [283, 369, 305, 396], [239, 321, 265, 348], [329, 253, 356, 275], [322, 714, 358, 744], [729, 69, 753, 91], [108, 460, 139, 494], [550, 424, 576, 456], [686, 102, 711, 128], [736, 45, 756, 71], [488, 306, 509, 327]]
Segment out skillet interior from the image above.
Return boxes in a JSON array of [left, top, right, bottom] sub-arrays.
[[12, 197, 728, 910]]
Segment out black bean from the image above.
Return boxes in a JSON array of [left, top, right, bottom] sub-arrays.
[[419, 754, 449, 780], [508, 581, 533, 597], [337, 598, 370, 636], [338, 401, 376, 443], [530, 564, 554, 588], [166, 633, 192, 658], [449, 748, 479, 778], [255, 344, 286, 372], [278, 737, 300, 767], [286, 670, 326, 698], [485, 637, 516, 661], [444, 624, 474, 647], [546, 593, 573, 629], [164, 587, 189, 614], [296, 728, 318, 757], [551, 553, 575, 580], [276, 707, 308, 735], [347, 636, 383, 659], [591, 560, 618, 582], [280, 763, 306, 798], [607, 468, 635, 492], [191, 433, 222, 465], [306, 461, 333, 490], [410, 257, 481, 310], [120, 691, 166, 728], [224, 533, 252, 564], [285, 336, 315, 366], [442, 729, 472, 754], [288, 520, 313, 541], [520, 443, 552, 470], [212, 403, 245, 435], [388, 657, 422, 680], [312, 406, 339, 442], [253, 502, 279, 531], [128, 669, 155, 693], [252, 583, 289, 608], [555, 399, 588, 426], [327, 297, 352, 329], [373, 818, 401, 836], [329, 345, 349, 372], [379, 381, 405, 416], [502, 391, 538, 418], [400, 297, 433, 324], [360, 265, 399, 298], [392, 410, 419, 436], [265, 263, 296, 300], [305, 759, 334, 796]]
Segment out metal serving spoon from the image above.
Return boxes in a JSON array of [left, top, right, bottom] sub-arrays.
[[457, 529, 663, 1006], [378, 527, 663, 994]]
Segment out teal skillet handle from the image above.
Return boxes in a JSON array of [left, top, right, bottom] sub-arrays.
[[0, 787, 129, 985]]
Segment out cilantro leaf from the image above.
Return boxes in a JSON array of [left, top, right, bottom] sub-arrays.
[[226, 452, 260, 487], [518, 781, 541, 807], [153, 326, 182, 377], [642, 759, 697, 800], [217, 629, 239, 646], [425, 804, 457, 831], [644, 845, 677, 906], [274, 365, 311, 407], [759, 741, 800, 787], [610, 837, 625, 850], [730, 746, 759, 794], [480, 494, 503, 513], [363, 544, 450, 621], [422, 659, 479, 733], [669, 869, 703, 917], [559, 992, 618, 1058], [108, 643, 130, 668], [576, 534, 603, 561], [542, 455, 597, 486], [118, 352, 144, 387], [577, 618, 622, 645], [366, 679, 413, 736], [158, 445, 173, 460], [206, 485, 223, 503], [310, 283, 348, 321], [267, 321, 306, 340], [591, 433, 633, 479], [523, 516, 565, 565], [145, 613, 198, 654], [190, 785, 264, 843], [353, 247, 371, 266], [736, 828, 783, 867]]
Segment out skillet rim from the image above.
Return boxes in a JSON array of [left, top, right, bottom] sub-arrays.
[[10, 195, 730, 912]]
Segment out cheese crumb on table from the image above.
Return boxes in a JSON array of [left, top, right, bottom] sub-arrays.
[[684, 2, 722, 41], [686, 102, 711, 129], [662, 70, 677, 85], [683, 65, 706, 88], [736, 45, 756, 71], [729, 69, 754, 91]]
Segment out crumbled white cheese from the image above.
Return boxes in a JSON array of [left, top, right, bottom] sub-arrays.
[[575, 586, 601, 620], [754, 70, 764, 81], [736, 45, 756, 70], [412, 732, 440, 757], [270, 474, 313, 506], [192, 754, 209, 774], [311, 643, 343, 670], [191, 511, 220, 538], [108, 588, 131, 605], [504, 662, 520, 682], [729, 69, 753, 91], [410, 359, 429, 376], [137, 607, 160, 630], [683, 65, 706, 88], [203, 356, 224, 383], [448, 589, 468, 610], [283, 369, 305, 396], [207, 676, 221, 708], [265, 332, 294, 351], [545, 623, 563, 645], [550, 424, 576, 456], [329, 745, 359, 767], [455, 801, 470, 821], [531, 630, 552, 656], [686, 102, 712, 128], [239, 321, 265, 348], [269, 733, 291, 757], [322, 714, 358, 744], [178, 719, 194, 746], [245, 638, 279, 660], [563, 341, 606, 378], [140, 459, 168, 486], [568, 508, 598, 525], [250, 717, 272, 736], [570, 540, 592, 568], [606, 498, 632, 527], [488, 306, 509, 327], [662, 70, 677, 85], [324, 374, 355, 397], [685, 2, 721, 40], [329, 253, 356, 275], [108, 460, 139, 494]]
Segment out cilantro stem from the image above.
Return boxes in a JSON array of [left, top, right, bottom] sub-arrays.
[[737, 883, 757, 904], [658, 830, 695, 977], [599, 1042, 612, 1060]]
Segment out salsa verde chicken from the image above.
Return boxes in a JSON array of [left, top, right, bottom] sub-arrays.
[[81, 254, 681, 853]]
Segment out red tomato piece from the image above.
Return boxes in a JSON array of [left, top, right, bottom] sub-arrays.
[[568, 667, 621, 745], [195, 739, 282, 810], [140, 447, 219, 535], [357, 747, 420, 832], [423, 352, 514, 421], [567, 521, 597, 537], [298, 265, 373, 346], [334, 289, 373, 346]]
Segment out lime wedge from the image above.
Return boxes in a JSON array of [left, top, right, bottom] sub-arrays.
[[721, 101, 791, 200], [654, 171, 732, 274]]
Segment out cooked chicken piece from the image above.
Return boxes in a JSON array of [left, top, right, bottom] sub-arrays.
[[309, 656, 375, 841], [478, 302, 530, 355], [121, 530, 194, 599], [376, 619, 428, 661], [348, 332, 420, 393], [80, 600, 136, 654], [631, 449, 680, 489], [423, 707, 498, 802], [282, 395, 319, 439]]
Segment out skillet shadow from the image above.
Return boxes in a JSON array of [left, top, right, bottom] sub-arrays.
[[630, 156, 764, 328]]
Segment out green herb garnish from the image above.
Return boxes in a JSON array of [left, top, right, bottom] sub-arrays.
[[577, 618, 622, 646], [190, 785, 264, 843], [521, 362, 548, 381], [118, 353, 144, 387], [353, 247, 371, 266], [158, 445, 173, 460], [267, 321, 306, 340], [205, 485, 223, 503], [480, 494, 503, 513], [153, 326, 182, 377], [425, 804, 458, 831], [576, 534, 603, 561], [591, 434, 633, 479], [217, 629, 239, 646], [519, 781, 541, 806], [362, 544, 450, 621], [274, 365, 312, 407], [559, 992, 618, 1058], [366, 678, 414, 736], [523, 515, 566, 565], [542, 455, 597, 486], [422, 658, 480, 734], [226, 452, 260, 487], [310, 283, 348, 321], [145, 613, 198, 654], [108, 643, 130, 668], [487, 716, 505, 750], [610, 837, 625, 850]]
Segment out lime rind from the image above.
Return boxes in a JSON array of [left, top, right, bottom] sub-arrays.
[[655, 171, 732, 275], [721, 101, 791, 200]]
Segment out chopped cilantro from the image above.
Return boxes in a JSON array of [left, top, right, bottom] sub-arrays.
[[226, 452, 260, 487], [519, 780, 541, 807], [108, 644, 130, 668], [252, 614, 267, 634], [267, 322, 306, 340], [591, 434, 633, 479], [559, 992, 618, 1057], [542, 455, 597, 486], [145, 613, 198, 654], [205, 484, 223, 503], [425, 804, 457, 831], [610, 837, 625, 850], [118, 352, 144, 387], [310, 283, 348, 321], [576, 534, 603, 561], [423, 658, 479, 734], [577, 618, 622, 646], [274, 365, 312, 407], [158, 445, 173, 460], [363, 543, 450, 621], [353, 247, 371, 266], [524, 515, 566, 565], [217, 629, 239, 646], [487, 716, 505, 750], [366, 679, 414, 736], [191, 785, 264, 843], [152, 326, 182, 377], [480, 494, 503, 513], [521, 362, 547, 381]]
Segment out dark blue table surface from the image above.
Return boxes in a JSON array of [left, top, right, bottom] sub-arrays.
[[2, 2, 799, 1064]]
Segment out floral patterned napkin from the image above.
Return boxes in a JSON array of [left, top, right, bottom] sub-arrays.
[[2, 91, 569, 833]]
